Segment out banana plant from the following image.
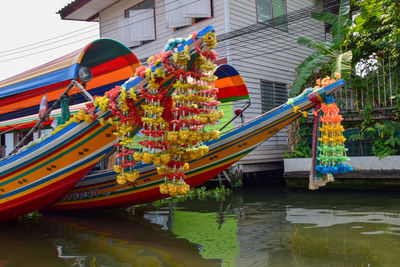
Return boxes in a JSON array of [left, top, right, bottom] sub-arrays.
[[290, 0, 353, 97]]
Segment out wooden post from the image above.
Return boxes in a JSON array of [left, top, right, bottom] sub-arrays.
[[309, 103, 321, 190]]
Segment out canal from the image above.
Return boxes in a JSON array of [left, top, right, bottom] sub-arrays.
[[1, 187, 400, 266]]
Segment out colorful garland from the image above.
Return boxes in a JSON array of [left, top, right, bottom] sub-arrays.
[[315, 96, 352, 176], [306, 74, 353, 189], [50, 31, 221, 197], [137, 32, 221, 197], [65, 31, 221, 197]]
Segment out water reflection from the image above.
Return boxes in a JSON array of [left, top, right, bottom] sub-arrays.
[[236, 190, 400, 266], [0, 210, 220, 267], [0, 190, 400, 266], [143, 202, 239, 267]]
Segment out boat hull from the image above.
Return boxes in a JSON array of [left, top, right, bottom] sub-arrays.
[[47, 80, 345, 211], [0, 110, 135, 221]]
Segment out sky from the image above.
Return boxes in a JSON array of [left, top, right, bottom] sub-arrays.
[[0, 0, 99, 81]]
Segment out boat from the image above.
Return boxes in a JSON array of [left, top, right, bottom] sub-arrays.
[[0, 39, 141, 131], [47, 70, 345, 211], [0, 27, 215, 221], [0, 39, 142, 221]]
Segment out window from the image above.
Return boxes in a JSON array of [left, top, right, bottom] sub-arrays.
[[165, 0, 212, 30], [118, 0, 156, 48], [257, 0, 288, 31], [260, 80, 287, 112]]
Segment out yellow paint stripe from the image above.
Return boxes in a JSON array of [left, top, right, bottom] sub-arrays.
[[0, 153, 106, 204]]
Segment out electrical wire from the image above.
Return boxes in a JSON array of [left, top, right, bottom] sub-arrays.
[[0, 0, 352, 59]]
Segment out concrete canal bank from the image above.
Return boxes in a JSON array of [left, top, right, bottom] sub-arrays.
[[284, 156, 400, 190]]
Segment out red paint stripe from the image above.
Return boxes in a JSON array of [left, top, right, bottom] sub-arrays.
[[90, 55, 135, 78], [217, 85, 249, 100], [0, 80, 71, 107], [0, 120, 54, 132], [0, 164, 93, 221], [46, 161, 234, 211]]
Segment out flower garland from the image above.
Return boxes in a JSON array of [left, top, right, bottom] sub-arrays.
[[134, 32, 222, 196], [315, 96, 353, 176], [49, 31, 221, 196], [305, 73, 353, 189]]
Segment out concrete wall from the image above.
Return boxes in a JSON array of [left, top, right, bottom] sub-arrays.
[[284, 156, 400, 190], [284, 156, 400, 173]]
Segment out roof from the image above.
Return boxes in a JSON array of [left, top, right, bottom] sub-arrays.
[[57, 0, 119, 21]]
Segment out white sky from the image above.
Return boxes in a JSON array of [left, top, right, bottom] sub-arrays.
[[0, 0, 99, 81]]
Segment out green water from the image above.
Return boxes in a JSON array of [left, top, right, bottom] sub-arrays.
[[1, 189, 400, 266]]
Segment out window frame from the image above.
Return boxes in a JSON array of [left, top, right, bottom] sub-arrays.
[[256, 0, 288, 32], [173, 0, 214, 32], [124, 0, 157, 48]]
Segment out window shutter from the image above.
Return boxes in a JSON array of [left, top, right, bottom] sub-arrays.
[[273, 82, 288, 106], [165, 0, 192, 28], [184, 0, 211, 18], [129, 9, 155, 41], [118, 18, 140, 47], [261, 80, 287, 112], [261, 81, 274, 112]]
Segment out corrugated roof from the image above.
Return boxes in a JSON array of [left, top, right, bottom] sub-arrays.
[[57, 0, 119, 21]]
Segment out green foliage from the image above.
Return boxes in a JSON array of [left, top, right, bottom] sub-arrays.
[[284, 117, 312, 158], [371, 121, 400, 159], [348, 0, 400, 66], [290, 0, 353, 97], [150, 185, 233, 207], [290, 50, 326, 97], [332, 51, 352, 76], [233, 179, 243, 188], [18, 210, 41, 222]]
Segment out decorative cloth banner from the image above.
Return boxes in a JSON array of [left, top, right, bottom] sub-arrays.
[[214, 64, 250, 103], [38, 93, 49, 121]]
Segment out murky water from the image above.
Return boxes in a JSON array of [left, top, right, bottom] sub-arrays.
[[1, 188, 400, 266]]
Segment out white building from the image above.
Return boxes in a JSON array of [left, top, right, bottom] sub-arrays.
[[58, 0, 326, 174]]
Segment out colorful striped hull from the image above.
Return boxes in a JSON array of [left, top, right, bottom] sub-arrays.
[[47, 80, 345, 211], [0, 106, 139, 221]]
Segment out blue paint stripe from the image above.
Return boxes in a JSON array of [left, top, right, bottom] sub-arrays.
[[1, 146, 113, 199], [214, 64, 240, 79], [0, 121, 112, 186], [0, 64, 79, 98], [0, 111, 112, 177], [0, 79, 125, 121]]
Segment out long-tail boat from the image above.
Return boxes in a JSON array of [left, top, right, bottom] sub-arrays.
[[0, 39, 140, 221], [0, 27, 215, 221], [47, 68, 345, 211]]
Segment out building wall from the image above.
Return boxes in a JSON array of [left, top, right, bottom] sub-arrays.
[[99, 0, 229, 61], [97, 0, 325, 170], [227, 0, 324, 166]]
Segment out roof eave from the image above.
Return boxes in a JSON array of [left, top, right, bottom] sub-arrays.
[[57, 0, 93, 20]]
